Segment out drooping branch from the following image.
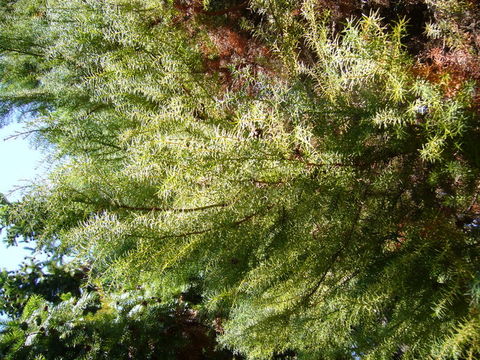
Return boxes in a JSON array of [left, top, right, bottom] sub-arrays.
[[0, 46, 43, 57], [301, 199, 366, 303], [158, 204, 275, 240], [113, 202, 229, 213]]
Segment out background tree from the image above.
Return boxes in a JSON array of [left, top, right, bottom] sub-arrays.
[[0, 264, 234, 360]]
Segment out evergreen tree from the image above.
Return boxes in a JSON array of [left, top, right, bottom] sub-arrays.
[[1, 0, 480, 359]]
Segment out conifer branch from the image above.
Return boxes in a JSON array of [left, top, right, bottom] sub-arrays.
[[113, 202, 229, 213], [302, 200, 365, 303], [158, 205, 275, 240], [0, 47, 43, 57]]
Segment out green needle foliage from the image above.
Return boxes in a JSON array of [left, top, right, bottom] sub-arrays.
[[1, 0, 480, 359]]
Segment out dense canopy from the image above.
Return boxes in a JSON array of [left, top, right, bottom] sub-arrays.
[[1, 0, 480, 359]]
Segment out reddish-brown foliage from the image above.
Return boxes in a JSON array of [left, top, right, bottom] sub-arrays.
[[414, 47, 480, 107], [173, 0, 275, 92]]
